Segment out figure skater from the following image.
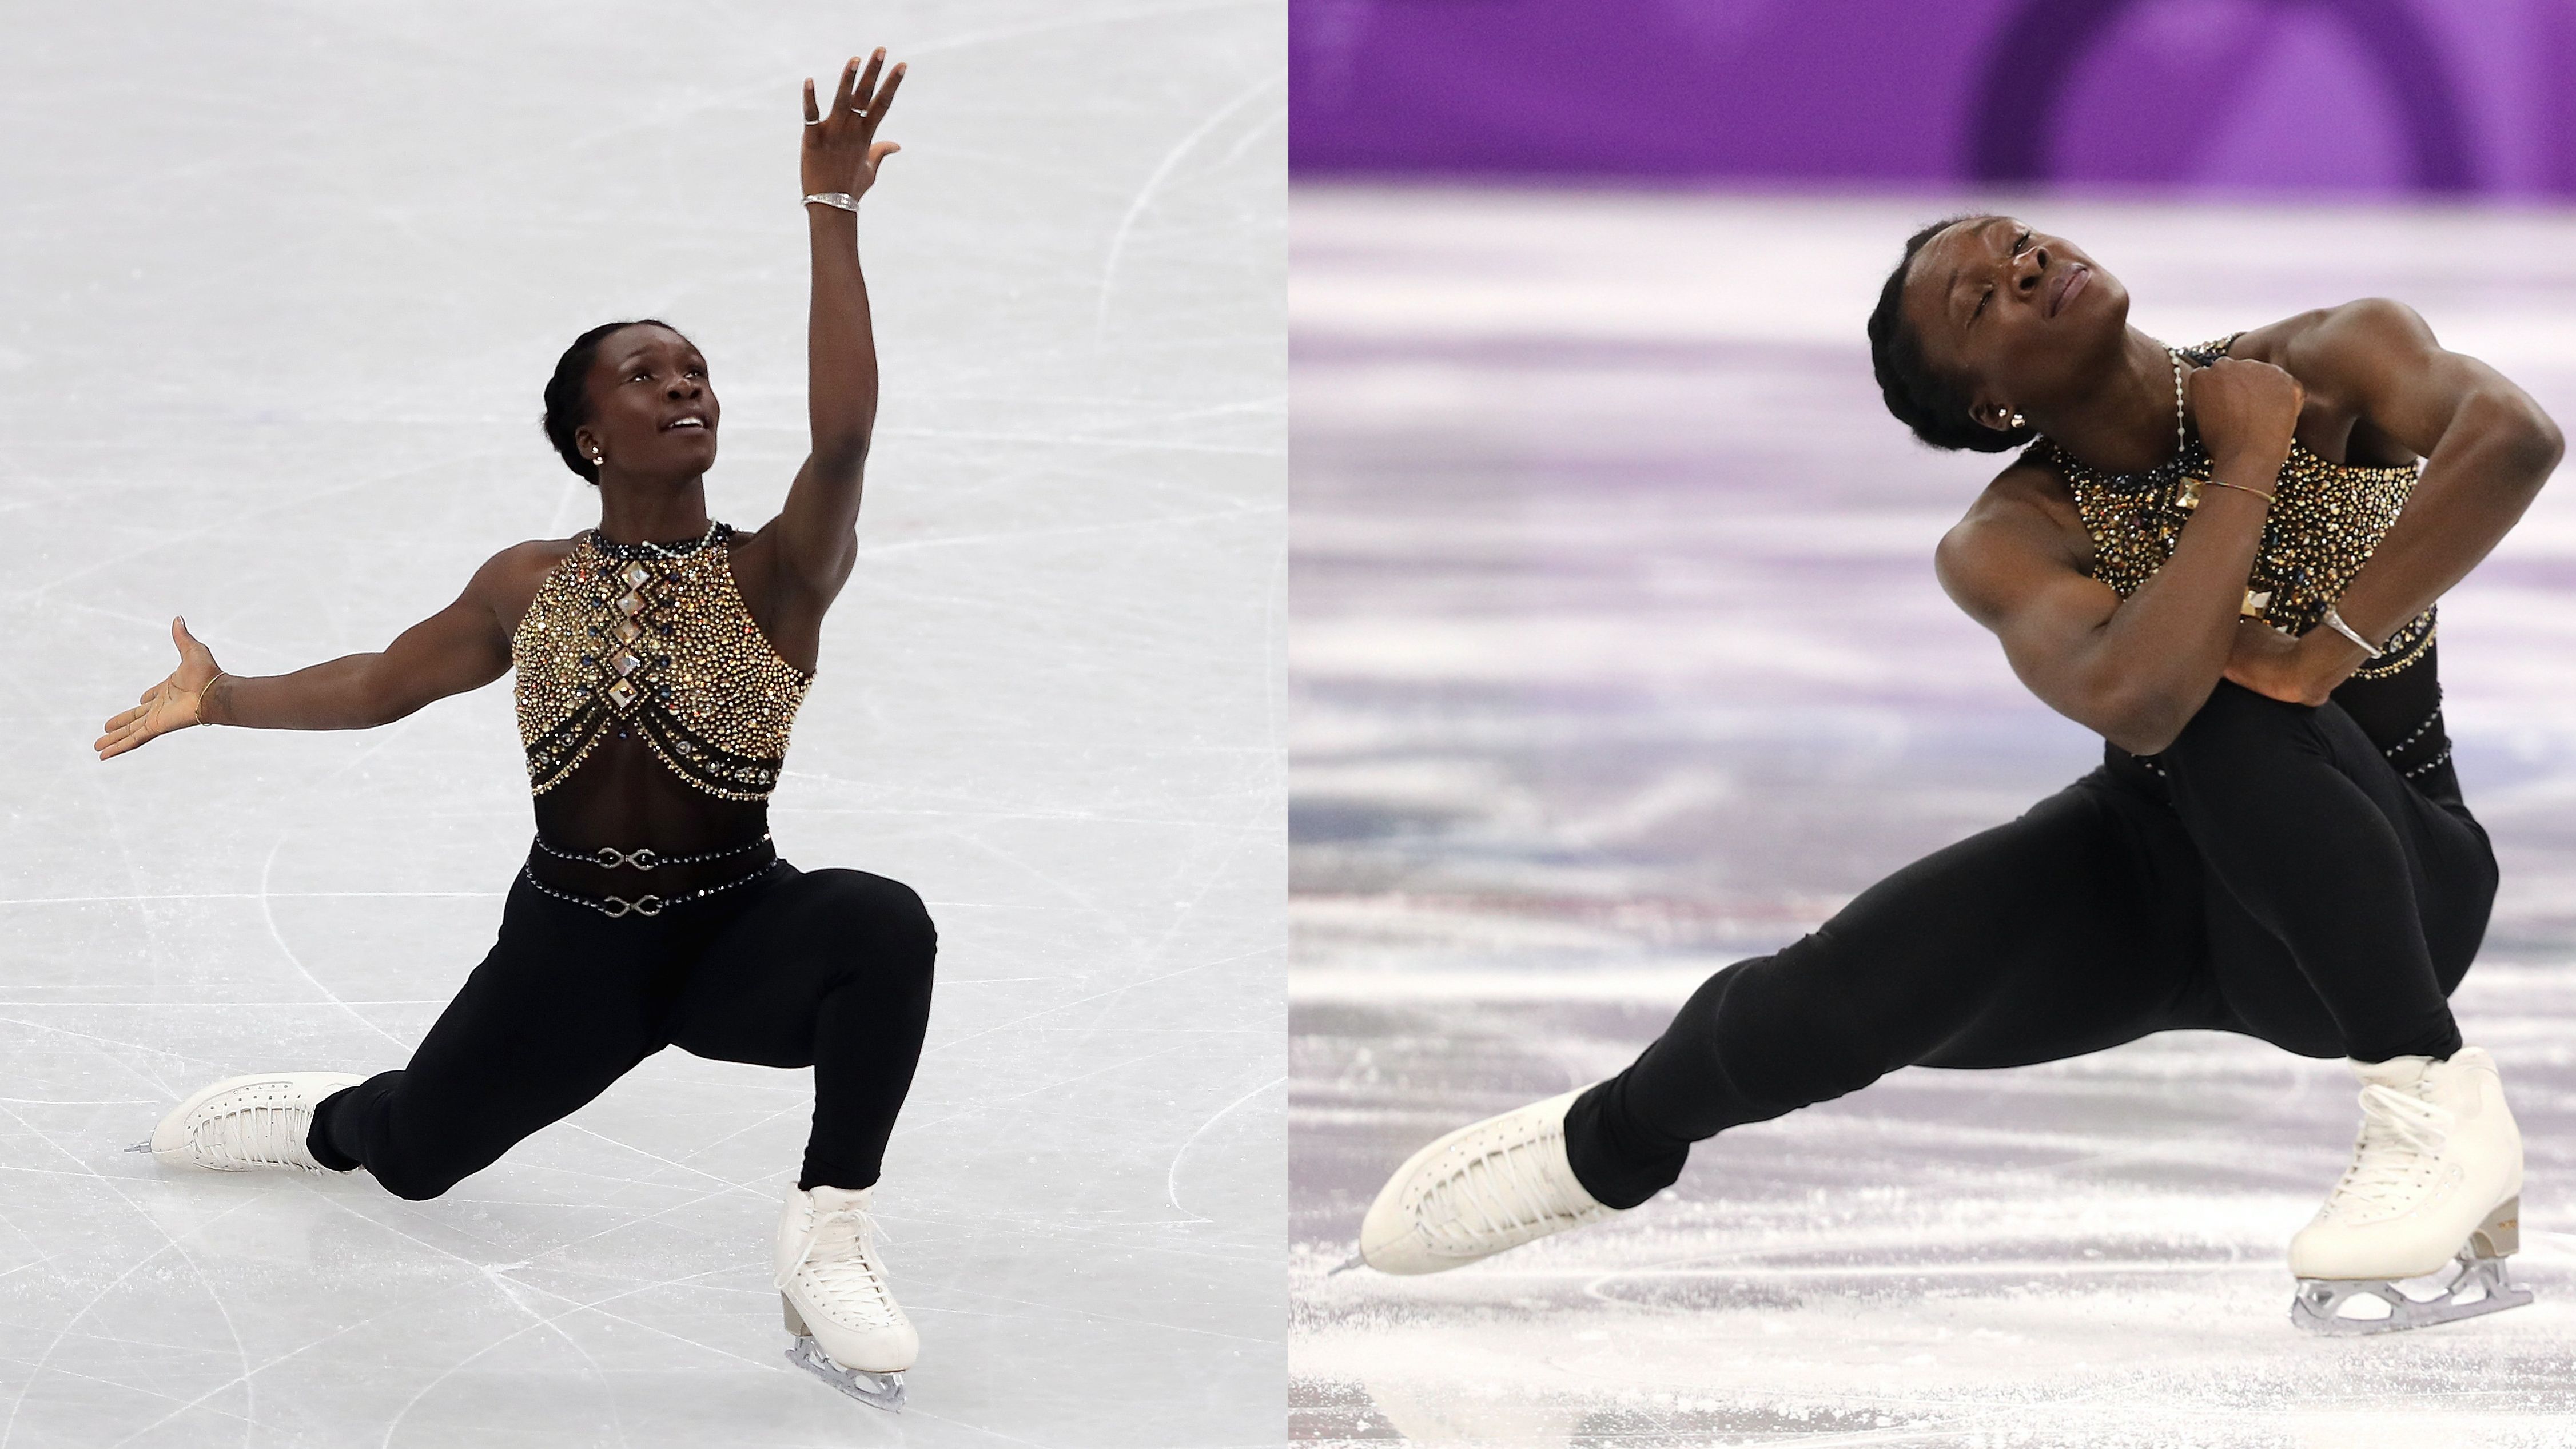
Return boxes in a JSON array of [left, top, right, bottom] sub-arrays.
[[97, 50, 929, 1407], [1357, 215, 2563, 1335]]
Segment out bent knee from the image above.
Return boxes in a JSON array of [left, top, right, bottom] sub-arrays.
[[2163, 680, 2320, 766], [811, 870, 938, 972]]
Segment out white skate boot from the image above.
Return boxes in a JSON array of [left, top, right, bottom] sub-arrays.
[[775, 1184, 917, 1411], [1360, 1086, 1622, 1275], [2288, 1048, 2530, 1335], [140, 1073, 368, 1173]]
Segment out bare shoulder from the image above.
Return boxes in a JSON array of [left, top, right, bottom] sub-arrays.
[[2235, 300, 2439, 379], [471, 536, 583, 633], [1934, 455, 2088, 624]]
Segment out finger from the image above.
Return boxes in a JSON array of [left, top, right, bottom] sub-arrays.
[[803, 77, 820, 126], [851, 50, 884, 117], [830, 55, 859, 118], [867, 62, 906, 125], [870, 141, 901, 167], [105, 704, 144, 731]]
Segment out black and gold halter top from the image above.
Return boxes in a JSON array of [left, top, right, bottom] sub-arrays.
[[2022, 337, 2455, 793], [2025, 336, 2435, 679], [512, 522, 811, 801]]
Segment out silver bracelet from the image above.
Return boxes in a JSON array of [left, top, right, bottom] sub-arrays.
[[2322, 606, 2384, 659], [802, 192, 859, 213]]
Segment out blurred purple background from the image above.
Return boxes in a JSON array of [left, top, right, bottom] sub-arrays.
[[1291, 0, 2576, 195]]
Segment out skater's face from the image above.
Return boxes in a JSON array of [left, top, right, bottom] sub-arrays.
[[1899, 217, 2131, 435], [574, 324, 720, 480]]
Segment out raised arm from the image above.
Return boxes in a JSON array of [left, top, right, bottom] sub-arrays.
[[2224, 300, 2564, 702], [1938, 358, 2307, 755], [94, 543, 547, 759], [759, 49, 907, 604]]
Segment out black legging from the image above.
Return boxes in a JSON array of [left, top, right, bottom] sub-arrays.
[[1565, 681, 2498, 1210], [309, 857, 937, 1199]]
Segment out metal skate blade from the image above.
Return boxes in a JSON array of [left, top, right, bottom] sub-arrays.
[[125, 1141, 150, 1154], [1324, 1252, 1367, 1277], [786, 1335, 905, 1412], [2291, 1254, 2535, 1336]]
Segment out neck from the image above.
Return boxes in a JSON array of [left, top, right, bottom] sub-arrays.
[[595, 475, 711, 544], [2030, 328, 2180, 476]]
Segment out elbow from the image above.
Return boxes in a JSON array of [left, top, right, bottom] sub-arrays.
[[2521, 409, 2566, 483], [2092, 676, 2200, 758], [2103, 716, 2181, 759], [2468, 391, 2563, 486]]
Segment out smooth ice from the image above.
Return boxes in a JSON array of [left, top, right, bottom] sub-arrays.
[[1291, 188, 2576, 1446], [0, 5, 1282, 1447]]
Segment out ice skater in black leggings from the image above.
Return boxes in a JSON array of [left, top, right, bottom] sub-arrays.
[[1358, 216, 2563, 1335], [98, 50, 933, 1408]]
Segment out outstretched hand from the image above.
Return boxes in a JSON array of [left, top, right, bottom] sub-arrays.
[[96, 616, 221, 760], [802, 49, 906, 201]]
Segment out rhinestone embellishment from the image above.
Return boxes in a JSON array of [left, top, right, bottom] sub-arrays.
[[511, 522, 813, 799], [2032, 335, 2436, 682]]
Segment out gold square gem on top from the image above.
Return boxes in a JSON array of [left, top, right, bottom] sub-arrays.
[[620, 562, 652, 588]]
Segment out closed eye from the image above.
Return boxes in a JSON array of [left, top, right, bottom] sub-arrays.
[[1973, 229, 2038, 321]]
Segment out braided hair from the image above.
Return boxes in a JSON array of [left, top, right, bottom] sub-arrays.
[[1866, 216, 2032, 453], [540, 319, 684, 484]]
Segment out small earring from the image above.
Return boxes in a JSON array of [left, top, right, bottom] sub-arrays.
[[591, 452, 605, 464], [2007, 411, 2026, 429]]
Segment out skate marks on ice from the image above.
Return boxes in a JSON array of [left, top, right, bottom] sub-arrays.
[[0, 3, 1284, 1446], [1291, 985, 2576, 1448], [1289, 189, 2576, 1445]]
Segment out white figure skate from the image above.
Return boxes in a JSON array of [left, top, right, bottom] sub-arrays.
[[137, 1073, 368, 1173], [1360, 1086, 1621, 1275], [776, 1184, 917, 1411], [2288, 1048, 2531, 1335]]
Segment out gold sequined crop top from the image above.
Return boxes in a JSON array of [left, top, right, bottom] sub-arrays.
[[2024, 337, 2435, 681], [512, 522, 811, 799]]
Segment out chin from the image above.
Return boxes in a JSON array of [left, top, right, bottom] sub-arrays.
[[2062, 277, 2130, 358], [662, 431, 719, 459]]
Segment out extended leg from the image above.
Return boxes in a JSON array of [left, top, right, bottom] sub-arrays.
[[1566, 775, 2207, 1208], [309, 878, 674, 1200]]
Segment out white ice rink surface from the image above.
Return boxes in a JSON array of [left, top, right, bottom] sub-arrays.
[[1, 6, 1281, 1447], [1291, 188, 2576, 1446]]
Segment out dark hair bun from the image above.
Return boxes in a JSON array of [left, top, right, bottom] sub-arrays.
[[540, 319, 682, 484]]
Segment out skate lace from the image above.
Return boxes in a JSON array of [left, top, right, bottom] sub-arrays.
[[196, 1099, 320, 1172], [2332, 1081, 2455, 1214], [1419, 1129, 1590, 1253], [778, 1204, 901, 1328]]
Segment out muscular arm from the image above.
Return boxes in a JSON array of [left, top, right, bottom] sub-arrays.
[[757, 52, 907, 608], [201, 544, 537, 730], [2267, 301, 2563, 677], [1938, 464, 2278, 755]]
